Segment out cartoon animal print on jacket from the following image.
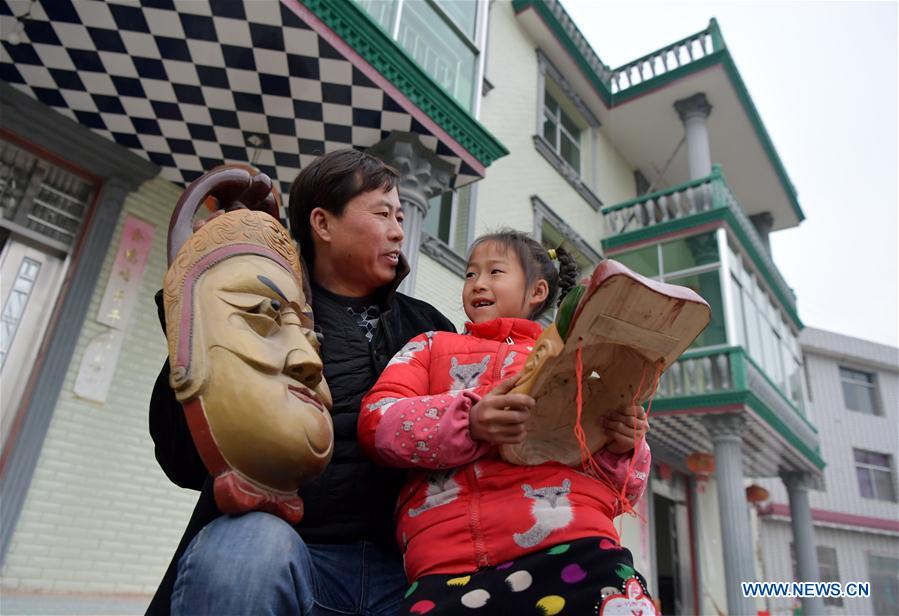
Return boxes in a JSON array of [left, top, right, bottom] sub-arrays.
[[365, 397, 398, 415], [448, 356, 490, 391], [501, 351, 517, 378], [512, 479, 574, 548], [408, 470, 460, 518], [386, 335, 431, 368]]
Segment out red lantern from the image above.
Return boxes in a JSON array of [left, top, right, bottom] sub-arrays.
[[746, 484, 770, 504], [686, 452, 715, 476], [686, 452, 715, 493]]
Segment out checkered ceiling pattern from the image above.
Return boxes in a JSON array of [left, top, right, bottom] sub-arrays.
[[0, 0, 482, 214], [648, 408, 819, 478]]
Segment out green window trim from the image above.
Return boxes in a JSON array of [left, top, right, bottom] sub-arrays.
[[303, 0, 508, 167]]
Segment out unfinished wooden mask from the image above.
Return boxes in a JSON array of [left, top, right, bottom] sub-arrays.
[[163, 166, 333, 523], [500, 259, 711, 467]]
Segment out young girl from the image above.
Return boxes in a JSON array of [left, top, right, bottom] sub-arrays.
[[359, 230, 655, 615]]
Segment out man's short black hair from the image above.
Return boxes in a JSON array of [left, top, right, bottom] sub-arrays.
[[288, 149, 400, 268]]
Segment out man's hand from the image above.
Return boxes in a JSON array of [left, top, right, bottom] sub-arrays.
[[469, 377, 534, 444], [603, 405, 648, 455]]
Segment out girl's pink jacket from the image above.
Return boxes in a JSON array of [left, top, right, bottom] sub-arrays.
[[359, 318, 650, 581]]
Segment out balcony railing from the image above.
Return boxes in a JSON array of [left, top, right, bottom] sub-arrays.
[[656, 347, 736, 398], [610, 19, 723, 95], [654, 347, 814, 429], [651, 346, 821, 466], [602, 165, 797, 314]]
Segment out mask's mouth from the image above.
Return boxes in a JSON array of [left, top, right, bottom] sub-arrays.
[[288, 385, 326, 413]]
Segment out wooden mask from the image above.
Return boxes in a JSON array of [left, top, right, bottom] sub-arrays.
[[163, 166, 333, 523]]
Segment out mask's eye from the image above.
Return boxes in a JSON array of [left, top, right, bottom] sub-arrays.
[[242, 298, 282, 337]]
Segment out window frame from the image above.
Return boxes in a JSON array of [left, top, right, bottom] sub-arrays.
[[358, 0, 484, 112], [790, 544, 843, 607], [533, 51, 602, 211], [867, 553, 899, 616], [531, 195, 602, 267], [543, 88, 582, 175], [839, 365, 880, 415], [853, 448, 897, 502]]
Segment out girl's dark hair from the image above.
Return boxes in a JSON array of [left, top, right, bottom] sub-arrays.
[[288, 149, 400, 268], [470, 228, 580, 319]]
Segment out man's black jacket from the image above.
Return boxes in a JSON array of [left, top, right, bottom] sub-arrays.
[[146, 265, 454, 615]]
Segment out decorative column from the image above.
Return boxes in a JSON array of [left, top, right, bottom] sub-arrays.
[[782, 471, 825, 616], [674, 93, 713, 181], [366, 131, 454, 296], [750, 212, 774, 255], [702, 413, 757, 615]]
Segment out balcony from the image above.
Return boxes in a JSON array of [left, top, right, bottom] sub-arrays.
[[647, 346, 824, 477], [601, 165, 798, 323], [610, 20, 722, 96]]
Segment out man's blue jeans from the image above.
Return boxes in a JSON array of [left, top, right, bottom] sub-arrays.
[[170, 512, 407, 615]]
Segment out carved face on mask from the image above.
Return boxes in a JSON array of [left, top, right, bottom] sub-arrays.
[[164, 175, 333, 523]]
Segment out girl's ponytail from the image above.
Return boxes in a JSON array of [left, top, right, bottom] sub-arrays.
[[555, 245, 580, 307]]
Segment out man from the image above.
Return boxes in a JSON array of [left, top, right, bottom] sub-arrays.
[[147, 149, 455, 615]]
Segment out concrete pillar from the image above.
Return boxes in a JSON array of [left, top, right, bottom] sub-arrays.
[[782, 471, 826, 616], [750, 212, 774, 255], [674, 93, 713, 180], [366, 131, 454, 296], [702, 413, 757, 615]]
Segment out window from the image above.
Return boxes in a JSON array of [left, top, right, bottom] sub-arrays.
[[840, 367, 879, 415], [726, 240, 804, 409], [422, 185, 472, 255], [357, 0, 480, 111], [0, 139, 96, 254], [854, 449, 897, 501], [543, 88, 582, 173], [868, 554, 899, 616], [790, 545, 843, 607], [610, 231, 725, 348]]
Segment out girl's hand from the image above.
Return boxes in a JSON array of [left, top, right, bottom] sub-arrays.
[[469, 377, 534, 444], [603, 405, 648, 455]]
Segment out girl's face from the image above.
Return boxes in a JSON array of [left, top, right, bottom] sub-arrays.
[[463, 241, 548, 324]]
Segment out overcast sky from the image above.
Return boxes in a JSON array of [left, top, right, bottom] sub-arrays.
[[561, 0, 898, 349]]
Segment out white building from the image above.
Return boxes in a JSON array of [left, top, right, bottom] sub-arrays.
[[756, 328, 899, 616]]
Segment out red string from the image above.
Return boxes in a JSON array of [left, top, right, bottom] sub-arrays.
[[572, 340, 630, 513], [572, 341, 665, 521]]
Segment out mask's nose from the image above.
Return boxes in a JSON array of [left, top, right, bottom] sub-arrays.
[[284, 348, 323, 389]]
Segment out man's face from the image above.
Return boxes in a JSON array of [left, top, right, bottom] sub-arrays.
[[197, 255, 333, 490], [325, 186, 405, 295]]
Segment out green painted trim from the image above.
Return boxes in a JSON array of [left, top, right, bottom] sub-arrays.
[[650, 391, 749, 412], [731, 347, 749, 391], [677, 345, 741, 361], [742, 352, 818, 435], [512, 0, 613, 106], [611, 52, 724, 104], [600, 173, 803, 328], [302, 0, 509, 167], [650, 391, 824, 470], [722, 208, 802, 328], [747, 393, 826, 470], [720, 54, 804, 223], [602, 207, 726, 251], [602, 175, 711, 214]]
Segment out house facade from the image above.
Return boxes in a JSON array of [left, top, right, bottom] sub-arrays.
[[0, 1, 842, 614], [756, 328, 899, 616]]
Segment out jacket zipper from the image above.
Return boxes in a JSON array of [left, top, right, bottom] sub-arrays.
[[466, 464, 490, 568]]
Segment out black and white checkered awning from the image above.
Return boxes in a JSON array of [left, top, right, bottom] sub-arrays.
[[0, 0, 487, 204]]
